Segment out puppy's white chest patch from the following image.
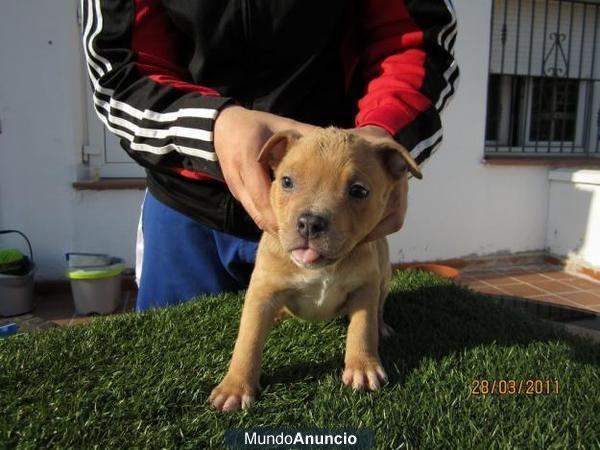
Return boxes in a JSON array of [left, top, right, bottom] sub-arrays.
[[314, 275, 334, 307], [285, 272, 349, 320]]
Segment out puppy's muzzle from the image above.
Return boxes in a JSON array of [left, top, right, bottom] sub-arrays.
[[297, 213, 329, 240]]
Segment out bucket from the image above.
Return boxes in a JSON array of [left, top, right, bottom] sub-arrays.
[[66, 258, 124, 315], [0, 230, 35, 317]]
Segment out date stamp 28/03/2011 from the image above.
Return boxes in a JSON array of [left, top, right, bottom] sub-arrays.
[[470, 379, 560, 396]]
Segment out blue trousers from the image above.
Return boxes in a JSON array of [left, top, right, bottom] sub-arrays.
[[136, 191, 258, 312]]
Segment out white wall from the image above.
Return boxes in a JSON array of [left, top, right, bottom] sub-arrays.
[[547, 170, 600, 269], [0, 0, 143, 279], [389, 0, 550, 263]]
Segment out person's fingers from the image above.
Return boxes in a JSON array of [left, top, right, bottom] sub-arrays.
[[233, 184, 274, 233], [272, 117, 317, 137], [294, 122, 318, 135], [239, 161, 277, 233], [347, 125, 393, 143], [362, 180, 407, 242], [362, 211, 404, 243], [221, 170, 242, 201], [222, 166, 274, 233], [216, 110, 318, 235]]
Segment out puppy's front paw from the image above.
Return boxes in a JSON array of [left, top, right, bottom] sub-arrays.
[[343, 357, 387, 391], [209, 376, 257, 412]]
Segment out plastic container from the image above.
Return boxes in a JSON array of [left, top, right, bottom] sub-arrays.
[[0, 322, 19, 337], [0, 230, 35, 317], [65, 252, 112, 269], [66, 258, 124, 315]]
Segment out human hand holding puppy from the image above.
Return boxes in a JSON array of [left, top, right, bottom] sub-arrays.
[[214, 108, 419, 239], [214, 106, 317, 234], [349, 125, 420, 242]]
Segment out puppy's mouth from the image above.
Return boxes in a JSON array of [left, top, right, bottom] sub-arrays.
[[291, 246, 322, 265], [289, 246, 335, 268]]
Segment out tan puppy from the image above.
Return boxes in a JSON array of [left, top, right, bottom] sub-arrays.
[[210, 127, 421, 411]]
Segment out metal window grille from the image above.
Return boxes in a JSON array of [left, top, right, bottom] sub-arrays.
[[485, 0, 600, 158]]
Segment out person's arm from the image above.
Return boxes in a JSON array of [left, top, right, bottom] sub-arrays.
[[82, 0, 231, 180], [352, 0, 459, 242], [355, 0, 459, 166], [82, 0, 315, 232]]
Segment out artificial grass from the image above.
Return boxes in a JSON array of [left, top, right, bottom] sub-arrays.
[[1, 271, 599, 449]]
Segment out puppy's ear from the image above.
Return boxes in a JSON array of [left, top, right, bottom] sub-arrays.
[[257, 130, 301, 169], [377, 140, 423, 180]]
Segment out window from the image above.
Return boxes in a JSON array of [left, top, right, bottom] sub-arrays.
[[530, 77, 579, 142], [486, 74, 585, 149], [485, 0, 600, 157], [83, 81, 146, 178], [79, 4, 145, 179]]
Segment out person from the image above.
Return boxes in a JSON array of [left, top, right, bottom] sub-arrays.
[[81, 0, 459, 311]]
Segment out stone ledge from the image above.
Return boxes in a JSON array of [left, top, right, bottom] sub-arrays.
[[72, 179, 146, 191]]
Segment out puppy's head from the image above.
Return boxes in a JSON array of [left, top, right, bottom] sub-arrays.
[[258, 127, 421, 269]]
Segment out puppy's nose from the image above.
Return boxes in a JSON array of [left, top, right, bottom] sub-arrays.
[[297, 213, 329, 239]]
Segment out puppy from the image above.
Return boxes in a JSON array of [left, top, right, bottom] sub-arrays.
[[210, 127, 421, 411]]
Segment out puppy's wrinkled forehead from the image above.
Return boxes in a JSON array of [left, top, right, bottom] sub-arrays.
[[277, 129, 379, 179], [258, 127, 422, 183], [299, 128, 357, 155]]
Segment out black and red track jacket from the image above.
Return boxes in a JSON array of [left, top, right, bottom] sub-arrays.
[[82, 0, 458, 239]]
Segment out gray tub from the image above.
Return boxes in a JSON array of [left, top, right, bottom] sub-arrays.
[[0, 264, 36, 317], [67, 259, 124, 315]]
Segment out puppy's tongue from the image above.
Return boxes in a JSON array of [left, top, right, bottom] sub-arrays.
[[291, 248, 321, 265]]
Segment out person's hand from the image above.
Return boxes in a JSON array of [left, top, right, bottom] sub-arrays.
[[213, 105, 316, 234], [349, 126, 411, 243]]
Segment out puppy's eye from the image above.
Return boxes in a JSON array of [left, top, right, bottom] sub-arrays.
[[281, 176, 294, 190], [349, 183, 369, 199]]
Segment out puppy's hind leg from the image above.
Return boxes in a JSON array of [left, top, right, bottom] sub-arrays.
[[378, 295, 395, 339], [379, 319, 395, 339], [378, 271, 395, 339]]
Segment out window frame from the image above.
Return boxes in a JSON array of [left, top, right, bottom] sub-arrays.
[[523, 77, 586, 149], [83, 81, 146, 179], [78, 2, 145, 179], [484, 0, 600, 159], [486, 74, 587, 153]]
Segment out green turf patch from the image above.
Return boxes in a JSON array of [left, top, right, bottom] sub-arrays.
[[1, 271, 599, 448]]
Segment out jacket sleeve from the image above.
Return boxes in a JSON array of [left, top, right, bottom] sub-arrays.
[[81, 0, 232, 180], [355, 0, 459, 166]]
